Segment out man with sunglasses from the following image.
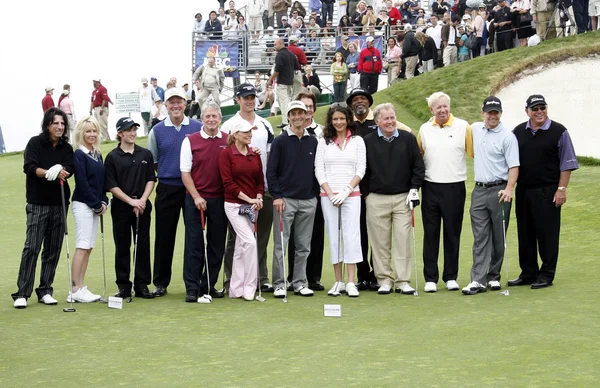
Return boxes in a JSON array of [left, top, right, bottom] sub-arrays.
[[510, 95, 578, 290]]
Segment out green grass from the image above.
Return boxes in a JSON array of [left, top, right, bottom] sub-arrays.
[[2, 33, 600, 387]]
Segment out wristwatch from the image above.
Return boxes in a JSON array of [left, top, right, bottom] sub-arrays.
[[557, 186, 566, 191]]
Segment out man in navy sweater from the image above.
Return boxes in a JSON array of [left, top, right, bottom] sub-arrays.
[[147, 88, 203, 297], [267, 101, 318, 298]]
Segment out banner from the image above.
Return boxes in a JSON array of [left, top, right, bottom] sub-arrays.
[[194, 40, 240, 78]]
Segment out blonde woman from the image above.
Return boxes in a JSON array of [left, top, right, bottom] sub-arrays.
[[68, 116, 108, 303]]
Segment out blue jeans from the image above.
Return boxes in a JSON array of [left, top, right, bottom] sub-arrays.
[[333, 81, 347, 103], [322, 3, 334, 22]]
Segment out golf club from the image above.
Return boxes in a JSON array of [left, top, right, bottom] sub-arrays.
[[198, 209, 212, 304], [500, 202, 509, 296], [99, 215, 108, 303], [254, 211, 265, 302], [60, 179, 76, 313], [127, 213, 140, 303], [279, 212, 287, 303], [411, 208, 419, 297]]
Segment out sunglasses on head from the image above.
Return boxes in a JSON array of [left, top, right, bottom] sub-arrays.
[[530, 105, 547, 111]]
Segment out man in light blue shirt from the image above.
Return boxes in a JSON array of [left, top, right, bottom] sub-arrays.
[[463, 96, 520, 295]]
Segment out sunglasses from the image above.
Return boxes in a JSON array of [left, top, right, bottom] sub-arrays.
[[530, 105, 547, 111]]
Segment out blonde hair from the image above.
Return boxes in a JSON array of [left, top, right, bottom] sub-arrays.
[[426, 92, 451, 109], [73, 116, 101, 150]]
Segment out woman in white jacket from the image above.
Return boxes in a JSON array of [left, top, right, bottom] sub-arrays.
[[314, 105, 366, 298]]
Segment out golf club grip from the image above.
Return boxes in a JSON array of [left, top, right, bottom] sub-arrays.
[[411, 209, 415, 228], [200, 209, 205, 230], [59, 179, 68, 235], [255, 212, 259, 233], [279, 212, 283, 232], [100, 214, 104, 233]]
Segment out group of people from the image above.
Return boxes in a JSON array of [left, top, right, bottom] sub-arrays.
[[13, 80, 578, 308]]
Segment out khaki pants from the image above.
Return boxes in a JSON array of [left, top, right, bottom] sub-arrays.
[[536, 11, 555, 40], [93, 106, 109, 140], [276, 84, 293, 124], [443, 45, 457, 67], [405, 56, 419, 79], [198, 83, 221, 107], [366, 193, 413, 287], [293, 70, 303, 98]]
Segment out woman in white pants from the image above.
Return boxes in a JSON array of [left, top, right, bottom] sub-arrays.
[[315, 105, 366, 297]]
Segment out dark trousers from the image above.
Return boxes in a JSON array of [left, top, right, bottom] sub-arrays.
[[360, 73, 379, 95], [573, 0, 590, 33], [495, 29, 513, 52], [12, 204, 64, 300], [515, 185, 561, 282], [472, 37, 483, 58], [153, 182, 186, 288], [183, 195, 227, 294], [111, 200, 152, 292], [322, 2, 334, 21], [333, 81, 347, 103], [288, 197, 324, 284], [421, 181, 466, 283], [356, 195, 376, 283]]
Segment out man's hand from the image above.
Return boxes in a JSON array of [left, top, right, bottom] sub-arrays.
[[273, 198, 285, 214], [406, 189, 420, 210], [553, 189, 567, 207], [194, 196, 207, 211], [57, 168, 70, 181], [497, 188, 513, 203], [45, 164, 63, 181]]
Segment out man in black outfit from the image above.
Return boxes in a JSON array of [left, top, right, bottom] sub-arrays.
[[104, 118, 156, 299], [493, 0, 513, 52], [268, 38, 299, 128], [510, 95, 579, 289]]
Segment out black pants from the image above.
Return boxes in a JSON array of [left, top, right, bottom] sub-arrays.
[[153, 182, 187, 288], [495, 29, 513, 52], [573, 0, 590, 33], [515, 185, 561, 282], [421, 181, 466, 283], [183, 195, 227, 294], [356, 196, 376, 283], [288, 198, 324, 284], [472, 37, 483, 58], [360, 73, 379, 95], [112, 199, 152, 292]]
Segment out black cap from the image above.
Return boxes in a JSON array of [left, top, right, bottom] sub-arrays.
[[236, 83, 257, 98], [116, 117, 140, 131], [346, 88, 373, 107], [482, 96, 502, 112], [526, 94, 547, 108]]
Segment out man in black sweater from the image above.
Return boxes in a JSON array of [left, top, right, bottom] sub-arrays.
[[268, 38, 299, 128], [12, 108, 74, 309], [362, 103, 425, 295], [510, 95, 578, 289]]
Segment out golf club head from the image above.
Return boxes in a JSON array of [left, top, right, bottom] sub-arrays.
[[198, 295, 212, 304], [126, 296, 133, 303], [331, 291, 342, 297], [255, 295, 266, 302], [100, 297, 109, 303], [500, 290, 510, 296], [413, 290, 419, 296], [63, 307, 76, 312], [283, 295, 287, 303]]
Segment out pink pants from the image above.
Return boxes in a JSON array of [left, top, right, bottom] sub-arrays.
[[224, 202, 258, 299]]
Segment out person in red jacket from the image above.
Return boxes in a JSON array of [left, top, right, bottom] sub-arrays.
[[385, 0, 401, 24], [357, 36, 382, 95], [42, 87, 55, 113]]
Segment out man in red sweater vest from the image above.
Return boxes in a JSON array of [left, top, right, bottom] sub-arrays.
[[42, 87, 55, 113]]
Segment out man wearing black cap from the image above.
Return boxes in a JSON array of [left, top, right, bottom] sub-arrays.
[[221, 84, 275, 293], [104, 118, 157, 299], [510, 95, 578, 289], [462, 97, 519, 295]]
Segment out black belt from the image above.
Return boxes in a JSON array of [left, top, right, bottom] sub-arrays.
[[447, 44, 456, 46], [475, 180, 506, 188]]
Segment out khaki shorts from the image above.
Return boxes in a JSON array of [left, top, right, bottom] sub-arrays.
[[590, 0, 600, 17]]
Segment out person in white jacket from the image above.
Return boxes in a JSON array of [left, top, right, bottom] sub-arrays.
[[139, 77, 158, 135], [314, 105, 366, 298]]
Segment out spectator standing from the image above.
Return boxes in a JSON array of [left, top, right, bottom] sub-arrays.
[[192, 57, 225, 107], [147, 88, 203, 297], [402, 25, 420, 79], [206, 10, 223, 40], [274, 0, 293, 28], [331, 52, 349, 103], [511, 0, 535, 47], [338, 0, 348, 18], [42, 87, 55, 113], [441, 15, 460, 66], [267, 38, 299, 128], [336, 35, 352, 60], [493, 0, 513, 52], [358, 36, 383, 94], [416, 31, 437, 73], [151, 77, 165, 101], [472, 5, 487, 58], [346, 42, 361, 90], [11, 108, 74, 309], [104, 118, 156, 300], [457, 25, 470, 62], [425, 14, 443, 67], [322, 0, 336, 22], [531, 0, 557, 39], [89, 78, 111, 141], [248, 0, 266, 38], [58, 89, 76, 142], [139, 77, 158, 135], [287, 36, 308, 96], [193, 13, 205, 36]]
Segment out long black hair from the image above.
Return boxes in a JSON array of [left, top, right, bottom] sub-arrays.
[[323, 105, 357, 145], [41, 107, 70, 143]]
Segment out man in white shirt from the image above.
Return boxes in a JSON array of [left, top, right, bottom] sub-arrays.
[[426, 14, 443, 68], [139, 77, 159, 135]]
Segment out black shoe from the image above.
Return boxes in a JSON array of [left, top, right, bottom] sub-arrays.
[[531, 279, 553, 289], [356, 280, 369, 291], [185, 290, 198, 303], [507, 277, 534, 287], [115, 289, 132, 298], [135, 288, 155, 299], [287, 284, 294, 292], [369, 282, 380, 291], [210, 288, 225, 298], [309, 281, 325, 291], [153, 286, 168, 297], [260, 284, 274, 293]]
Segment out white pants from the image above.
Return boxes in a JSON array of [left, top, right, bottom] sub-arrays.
[[423, 59, 434, 73], [93, 106, 109, 141], [72, 201, 99, 249], [224, 202, 258, 299], [349, 73, 360, 91], [321, 196, 363, 264]]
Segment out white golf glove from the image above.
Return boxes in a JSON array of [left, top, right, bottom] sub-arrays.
[[45, 164, 63, 181], [331, 185, 353, 206], [406, 188, 420, 210]]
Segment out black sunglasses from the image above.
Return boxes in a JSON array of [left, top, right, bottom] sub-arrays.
[[530, 105, 547, 111]]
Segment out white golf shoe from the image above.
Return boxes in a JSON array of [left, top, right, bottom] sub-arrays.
[[70, 288, 100, 303], [424, 282, 437, 293], [274, 287, 287, 298], [462, 281, 486, 295], [328, 282, 345, 296], [81, 286, 101, 301], [197, 295, 213, 304], [13, 298, 27, 309], [294, 286, 314, 297], [395, 282, 416, 295], [39, 294, 58, 305], [488, 280, 501, 291], [346, 282, 359, 297], [446, 280, 460, 291], [378, 284, 392, 294]]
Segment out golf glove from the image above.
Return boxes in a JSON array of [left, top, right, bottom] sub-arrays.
[[331, 185, 353, 206], [406, 189, 420, 210], [45, 164, 63, 181]]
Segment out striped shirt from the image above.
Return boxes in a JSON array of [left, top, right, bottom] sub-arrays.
[[314, 133, 366, 195]]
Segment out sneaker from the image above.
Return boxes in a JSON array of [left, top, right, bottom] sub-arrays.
[[38, 294, 58, 305], [260, 283, 274, 293], [462, 281, 487, 295], [378, 284, 392, 294], [242, 293, 255, 301], [14, 297, 27, 309], [71, 288, 100, 303], [446, 280, 460, 291], [424, 282, 437, 293], [346, 282, 359, 297], [197, 295, 213, 304], [395, 282, 416, 295], [274, 287, 287, 298], [488, 280, 502, 291], [81, 286, 101, 301], [294, 286, 314, 297], [328, 282, 345, 296], [355, 280, 369, 291]]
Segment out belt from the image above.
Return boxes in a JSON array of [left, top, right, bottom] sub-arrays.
[[475, 180, 506, 188], [447, 44, 456, 46]]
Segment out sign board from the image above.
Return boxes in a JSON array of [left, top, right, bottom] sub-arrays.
[[115, 92, 140, 114], [324, 304, 342, 318], [108, 296, 123, 309]]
